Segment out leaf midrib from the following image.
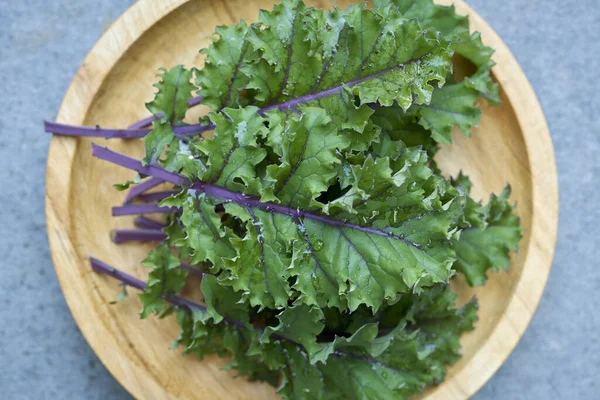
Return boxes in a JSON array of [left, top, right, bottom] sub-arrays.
[[95, 144, 431, 254]]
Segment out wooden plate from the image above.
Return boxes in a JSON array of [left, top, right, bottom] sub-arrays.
[[45, 0, 558, 399]]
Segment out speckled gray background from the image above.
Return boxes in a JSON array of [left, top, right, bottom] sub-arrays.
[[1, 0, 598, 399]]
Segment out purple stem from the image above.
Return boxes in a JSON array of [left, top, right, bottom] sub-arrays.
[[134, 216, 167, 230], [261, 85, 344, 114], [91, 260, 389, 352], [90, 257, 146, 289], [93, 256, 202, 280], [259, 55, 425, 113], [93, 144, 421, 247], [90, 257, 213, 316], [128, 96, 204, 129], [194, 182, 380, 238], [178, 263, 204, 278], [44, 121, 214, 139], [92, 145, 185, 185], [47, 55, 426, 141], [112, 203, 175, 216], [138, 190, 179, 203], [112, 229, 167, 243], [127, 115, 155, 130], [124, 177, 164, 204], [44, 121, 149, 138], [187, 96, 204, 108], [45, 85, 357, 140], [90, 258, 267, 332]]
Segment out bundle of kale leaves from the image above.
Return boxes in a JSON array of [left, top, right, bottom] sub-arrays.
[[110, 0, 522, 398]]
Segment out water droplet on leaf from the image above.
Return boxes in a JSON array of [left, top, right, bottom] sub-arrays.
[[313, 239, 324, 251]]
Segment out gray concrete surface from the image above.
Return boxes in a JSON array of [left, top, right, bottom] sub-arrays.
[[0, 0, 598, 399]]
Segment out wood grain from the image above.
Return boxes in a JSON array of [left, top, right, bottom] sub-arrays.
[[45, 0, 558, 399]]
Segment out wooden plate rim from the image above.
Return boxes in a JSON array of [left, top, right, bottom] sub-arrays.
[[45, 0, 558, 399]]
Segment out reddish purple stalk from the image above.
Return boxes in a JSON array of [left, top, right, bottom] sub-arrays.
[[123, 177, 164, 204], [258, 56, 426, 114], [127, 115, 156, 130], [129, 96, 205, 129], [44, 121, 214, 139], [89, 259, 382, 354], [46, 50, 429, 142], [187, 95, 205, 108], [134, 216, 167, 230], [47, 54, 426, 140], [47, 96, 208, 137], [93, 145, 185, 185], [112, 203, 175, 216], [112, 229, 167, 243], [90, 257, 213, 314], [191, 181, 415, 242], [90, 258, 259, 331], [177, 264, 204, 278], [93, 144, 421, 247], [138, 190, 179, 203]]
